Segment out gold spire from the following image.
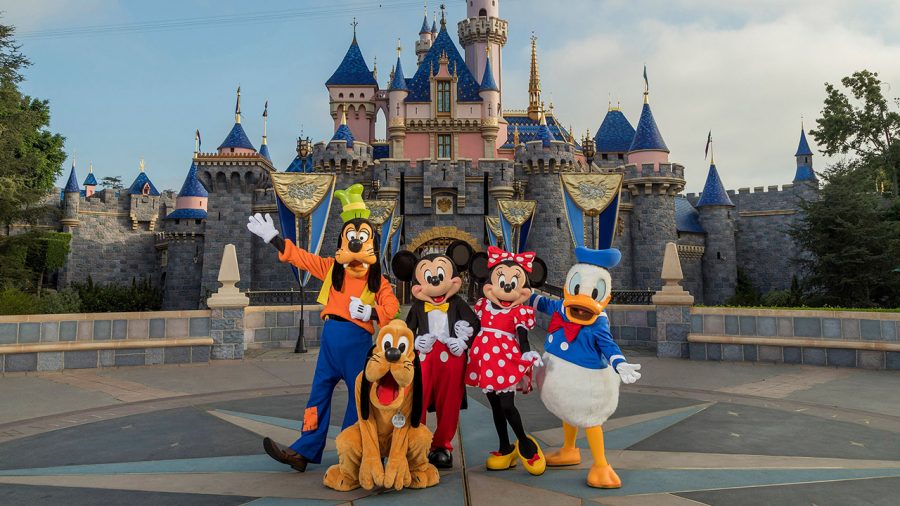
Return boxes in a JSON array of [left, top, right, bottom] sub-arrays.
[[89, 161, 93, 174], [397, 37, 402, 57], [235, 86, 242, 124], [527, 33, 542, 121], [262, 99, 268, 145], [139, 158, 145, 173], [340, 109, 348, 126], [513, 125, 519, 145]]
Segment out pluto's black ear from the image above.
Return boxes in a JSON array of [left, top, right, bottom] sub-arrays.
[[446, 241, 474, 273], [410, 353, 423, 428], [391, 251, 419, 283], [469, 252, 490, 282], [359, 344, 376, 421], [528, 258, 548, 288]]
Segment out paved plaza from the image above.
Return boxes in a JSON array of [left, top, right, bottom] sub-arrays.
[[1, 333, 899, 506]]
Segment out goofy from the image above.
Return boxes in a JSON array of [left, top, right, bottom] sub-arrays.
[[247, 183, 400, 472]]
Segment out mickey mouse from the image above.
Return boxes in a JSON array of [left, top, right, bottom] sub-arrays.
[[391, 241, 480, 469]]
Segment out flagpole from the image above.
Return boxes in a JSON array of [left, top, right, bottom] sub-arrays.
[[294, 214, 308, 354]]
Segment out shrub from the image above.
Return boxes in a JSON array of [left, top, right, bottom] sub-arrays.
[[37, 288, 81, 314], [761, 290, 792, 307], [71, 277, 162, 312], [0, 288, 38, 315], [725, 268, 761, 306]]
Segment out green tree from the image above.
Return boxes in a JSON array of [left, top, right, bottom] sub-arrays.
[[0, 21, 66, 226], [810, 70, 900, 197], [791, 161, 900, 308], [101, 175, 123, 190]]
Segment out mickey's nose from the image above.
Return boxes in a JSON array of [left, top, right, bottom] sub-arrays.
[[385, 347, 401, 363], [429, 277, 441, 287], [349, 239, 362, 253]]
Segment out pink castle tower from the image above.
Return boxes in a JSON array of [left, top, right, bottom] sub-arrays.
[[326, 21, 378, 144], [626, 68, 670, 169], [458, 0, 507, 105]]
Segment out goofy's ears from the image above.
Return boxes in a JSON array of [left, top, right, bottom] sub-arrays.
[[410, 352, 423, 428], [446, 241, 474, 273], [359, 344, 376, 421], [391, 251, 419, 283], [469, 251, 490, 282], [528, 257, 548, 288]]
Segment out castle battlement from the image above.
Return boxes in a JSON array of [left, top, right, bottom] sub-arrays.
[[624, 163, 685, 181], [516, 140, 579, 173], [312, 140, 373, 172]]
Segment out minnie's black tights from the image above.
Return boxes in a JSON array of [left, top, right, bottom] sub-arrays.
[[486, 391, 537, 458]]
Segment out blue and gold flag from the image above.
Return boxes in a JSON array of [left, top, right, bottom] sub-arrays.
[[272, 174, 336, 287], [560, 173, 624, 249]]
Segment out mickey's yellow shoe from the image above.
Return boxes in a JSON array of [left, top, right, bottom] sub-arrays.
[[516, 436, 546, 476], [485, 448, 517, 470]]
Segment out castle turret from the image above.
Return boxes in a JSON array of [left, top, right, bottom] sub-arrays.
[[793, 126, 817, 184], [458, 0, 507, 102], [258, 100, 272, 163], [415, 9, 433, 64], [127, 159, 162, 231], [479, 46, 500, 157], [218, 87, 257, 155], [326, 24, 378, 144], [627, 69, 669, 169], [594, 104, 635, 168], [165, 161, 208, 221], [61, 160, 80, 230], [388, 42, 409, 159], [83, 162, 98, 198], [696, 154, 737, 305]]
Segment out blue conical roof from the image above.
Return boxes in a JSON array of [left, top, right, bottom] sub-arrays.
[[537, 121, 553, 147], [259, 143, 272, 162], [431, 20, 437, 34], [675, 196, 704, 233], [595, 109, 635, 153], [83, 172, 98, 186], [331, 123, 355, 148], [165, 208, 207, 220], [177, 162, 208, 198], [326, 37, 377, 86], [128, 172, 160, 196], [218, 122, 256, 151], [629, 103, 669, 152], [64, 165, 80, 193], [696, 164, 734, 207], [479, 55, 498, 92], [405, 24, 481, 102], [420, 15, 430, 34], [794, 165, 817, 182], [285, 156, 311, 173], [390, 56, 409, 91], [795, 128, 813, 156]]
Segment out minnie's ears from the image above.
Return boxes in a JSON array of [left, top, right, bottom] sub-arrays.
[[528, 258, 548, 288], [470, 252, 490, 281], [391, 251, 419, 283], [446, 241, 474, 272]]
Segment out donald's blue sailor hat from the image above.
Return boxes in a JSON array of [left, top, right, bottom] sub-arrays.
[[574, 246, 621, 269]]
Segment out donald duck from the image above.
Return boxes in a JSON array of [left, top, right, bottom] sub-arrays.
[[529, 246, 642, 489]]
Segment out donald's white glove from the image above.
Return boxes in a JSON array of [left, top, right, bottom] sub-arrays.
[[521, 350, 544, 368], [617, 362, 642, 384], [454, 320, 474, 341], [349, 297, 373, 322], [415, 334, 436, 354], [446, 337, 468, 357], [247, 213, 279, 243]]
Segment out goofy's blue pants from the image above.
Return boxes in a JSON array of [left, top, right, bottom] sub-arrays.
[[290, 318, 372, 463]]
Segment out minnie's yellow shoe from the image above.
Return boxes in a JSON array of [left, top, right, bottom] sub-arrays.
[[586, 463, 622, 489], [485, 448, 517, 470], [546, 446, 581, 466], [516, 436, 546, 476]]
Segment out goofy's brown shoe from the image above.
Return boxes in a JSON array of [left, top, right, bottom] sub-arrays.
[[263, 437, 308, 472]]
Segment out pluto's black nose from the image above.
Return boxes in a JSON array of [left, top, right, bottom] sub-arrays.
[[385, 347, 401, 362]]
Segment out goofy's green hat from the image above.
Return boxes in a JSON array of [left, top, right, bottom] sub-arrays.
[[334, 183, 370, 222]]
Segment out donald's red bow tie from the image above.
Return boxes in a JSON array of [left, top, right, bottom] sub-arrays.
[[487, 246, 535, 273], [548, 312, 582, 342]]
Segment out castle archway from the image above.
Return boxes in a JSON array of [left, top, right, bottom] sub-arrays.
[[405, 226, 482, 255]]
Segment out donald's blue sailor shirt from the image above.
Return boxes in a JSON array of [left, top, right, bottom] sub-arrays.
[[529, 294, 626, 372]]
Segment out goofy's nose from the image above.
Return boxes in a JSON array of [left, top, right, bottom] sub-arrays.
[[348, 240, 362, 253], [385, 347, 401, 363]]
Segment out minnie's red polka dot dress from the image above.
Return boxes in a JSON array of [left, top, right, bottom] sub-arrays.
[[465, 298, 537, 393]]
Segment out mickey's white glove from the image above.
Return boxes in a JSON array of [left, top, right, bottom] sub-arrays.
[[454, 320, 474, 341], [349, 297, 373, 322], [247, 213, 279, 243], [617, 362, 642, 384], [446, 337, 468, 357], [521, 350, 543, 368], [415, 334, 436, 354]]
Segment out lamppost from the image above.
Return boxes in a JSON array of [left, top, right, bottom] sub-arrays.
[[294, 135, 312, 353], [581, 131, 598, 248]]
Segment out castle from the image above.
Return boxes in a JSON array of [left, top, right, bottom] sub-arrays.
[[52, 0, 818, 310]]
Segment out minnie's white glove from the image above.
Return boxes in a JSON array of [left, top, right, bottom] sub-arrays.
[[446, 337, 468, 357], [247, 213, 279, 243], [349, 297, 373, 322], [454, 320, 474, 341], [521, 350, 543, 368], [415, 334, 436, 354], [617, 362, 642, 384]]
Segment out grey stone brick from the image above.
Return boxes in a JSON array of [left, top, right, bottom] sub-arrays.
[[724, 316, 739, 335], [265, 312, 277, 328], [758, 345, 782, 362], [59, 321, 77, 341], [254, 328, 271, 342], [190, 317, 210, 337], [6, 353, 37, 372], [657, 341, 687, 358], [99, 350, 115, 367], [690, 315, 703, 333], [646, 311, 656, 328], [211, 318, 234, 330], [115, 350, 146, 366], [777, 317, 793, 337], [191, 346, 211, 363], [165, 346, 191, 364], [689, 343, 707, 360], [149, 318, 166, 338], [886, 352, 900, 371], [211, 344, 235, 360], [223, 330, 244, 344], [37, 352, 64, 371], [277, 311, 294, 327], [738, 316, 756, 336], [757, 317, 776, 337], [270, 327, 289, 341], [145, 348, 164, 365], [722, 344, 743, 361], [112, 320, 128, 339], [882, 321, 897, 341], [0, 323, 17, 344], [41, 322, 60, 342], [620, 326, 636, 341], [93, 320, 112, 340], [18, 323, 41, 343], [822, 318, 841, 339], [703, 315, 723, 334], [223, 309, 244, 318], [636, 327, 651, 341], [859, 320, 882, 340], [783, 347, 801, 364], [665, 323, 689, 342], [827, 348, 857, 368], [625, 311, 647, 327], [857, 350, 884, 370], [841, 319, 860, 339], [802, 347, 826, 366], [793, 318, 821, 338], [65, 351, 98, 369], [743, 344, 758, 361], [707, 343, 722, 361]]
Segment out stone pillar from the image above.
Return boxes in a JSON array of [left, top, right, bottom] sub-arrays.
[[207, 244, 250, 359], [652, 242, 693, 358]]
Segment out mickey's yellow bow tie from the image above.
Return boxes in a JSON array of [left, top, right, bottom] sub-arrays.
[[425, 302, 449, 313]]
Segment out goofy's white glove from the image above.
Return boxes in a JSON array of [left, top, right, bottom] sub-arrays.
[[247, 213, 279, 243], [415, 333, 436, 354], [453, 320, 474, 341], [349, 297, 373, 322], [446, 336, 468, 357], [521, 350, 544, 368], [617, 362, 642, 384]]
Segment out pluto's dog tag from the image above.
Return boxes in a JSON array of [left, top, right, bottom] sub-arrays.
[[392, 411, 406, 428]]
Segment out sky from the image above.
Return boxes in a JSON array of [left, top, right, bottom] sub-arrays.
[[4, 0, 900, 194]]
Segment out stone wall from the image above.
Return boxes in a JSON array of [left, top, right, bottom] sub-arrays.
[[531, 296, 658, 350], [0, 310, 213, 372], [244, 305, 326, 349], [688, 307, 900, 370]]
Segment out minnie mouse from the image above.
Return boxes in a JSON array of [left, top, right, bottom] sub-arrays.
[[465, 246, 547, 476], [391, 241, 480, 469]]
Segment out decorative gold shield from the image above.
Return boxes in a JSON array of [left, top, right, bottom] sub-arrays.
[[367, 200, 397, 227], [271, 174, 335, 217], [485, 216, 503, 241], [560, 174, 623, 217], [497, 200, 537, 226]]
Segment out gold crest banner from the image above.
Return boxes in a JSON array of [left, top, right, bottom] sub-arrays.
[[560, 174, 623, 216], [366, 200, 397, 227], [497, 200, 537, 226], [389, 215, 403, 237], [271, 174, 335, 217], [485, 216, 503, 239]]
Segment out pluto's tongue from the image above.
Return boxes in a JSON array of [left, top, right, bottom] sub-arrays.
[[376, 373, 399, 405]]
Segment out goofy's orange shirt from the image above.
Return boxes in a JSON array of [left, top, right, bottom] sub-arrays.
[[278, 239, 399, 334]]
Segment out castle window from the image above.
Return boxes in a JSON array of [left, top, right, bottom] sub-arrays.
[[360, 93, 365, 99], [437, 134, 452, 158], [601, 153, 608, 161], [479, 8, 487, 16], [618, 153, 624, 160], [350, 93, 355, 98], [142, 183, 150, 195], [437, 81, 451, 114], [339, 93, 344, 98]]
